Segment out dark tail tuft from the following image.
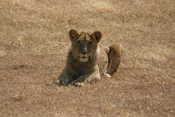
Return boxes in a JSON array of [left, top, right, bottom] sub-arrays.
[[105, 44, 122, 76]]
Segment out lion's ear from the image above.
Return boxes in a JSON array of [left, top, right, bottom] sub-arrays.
[[69, 29, 79, 42], [91, 31, 102, 43]]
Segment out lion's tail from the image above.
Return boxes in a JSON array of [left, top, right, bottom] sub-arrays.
[[104, 44, 122, 77]]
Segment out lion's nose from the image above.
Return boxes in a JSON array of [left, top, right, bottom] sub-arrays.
[[81, 47, 88, 55]]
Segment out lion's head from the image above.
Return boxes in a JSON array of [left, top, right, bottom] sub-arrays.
[[69, 29, 102, 62]]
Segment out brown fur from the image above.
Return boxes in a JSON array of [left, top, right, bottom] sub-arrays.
[[55, 29, 122, 86], [106, 44, 122, 76]]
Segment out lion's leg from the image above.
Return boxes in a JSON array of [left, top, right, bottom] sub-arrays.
[[51, 68, 75, 86], [72, 65, 101, 86]]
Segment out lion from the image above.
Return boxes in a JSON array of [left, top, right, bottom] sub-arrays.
[[54, 29, 122, 86]]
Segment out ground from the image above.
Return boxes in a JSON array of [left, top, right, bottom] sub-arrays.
[[0, 0, 175, 117]]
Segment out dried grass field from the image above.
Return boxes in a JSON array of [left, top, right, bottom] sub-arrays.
[[0, 0, 175, 117]]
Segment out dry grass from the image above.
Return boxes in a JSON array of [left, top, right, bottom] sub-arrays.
[[0, 0, 175, 117]]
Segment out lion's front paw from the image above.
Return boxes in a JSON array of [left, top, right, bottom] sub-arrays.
[[59, 78, 71, 85], [86, 75, 101, 84], [72, 82, 85, 87], [103, 72, 112, 78]]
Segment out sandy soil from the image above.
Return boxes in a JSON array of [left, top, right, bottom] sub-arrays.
[[0, 0, 175, 117]]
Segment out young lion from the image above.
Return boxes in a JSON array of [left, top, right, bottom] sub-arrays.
[[55, 29, 122, 86]]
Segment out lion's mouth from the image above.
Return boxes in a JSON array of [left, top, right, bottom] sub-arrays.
[[79, 55, 89, 62]]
